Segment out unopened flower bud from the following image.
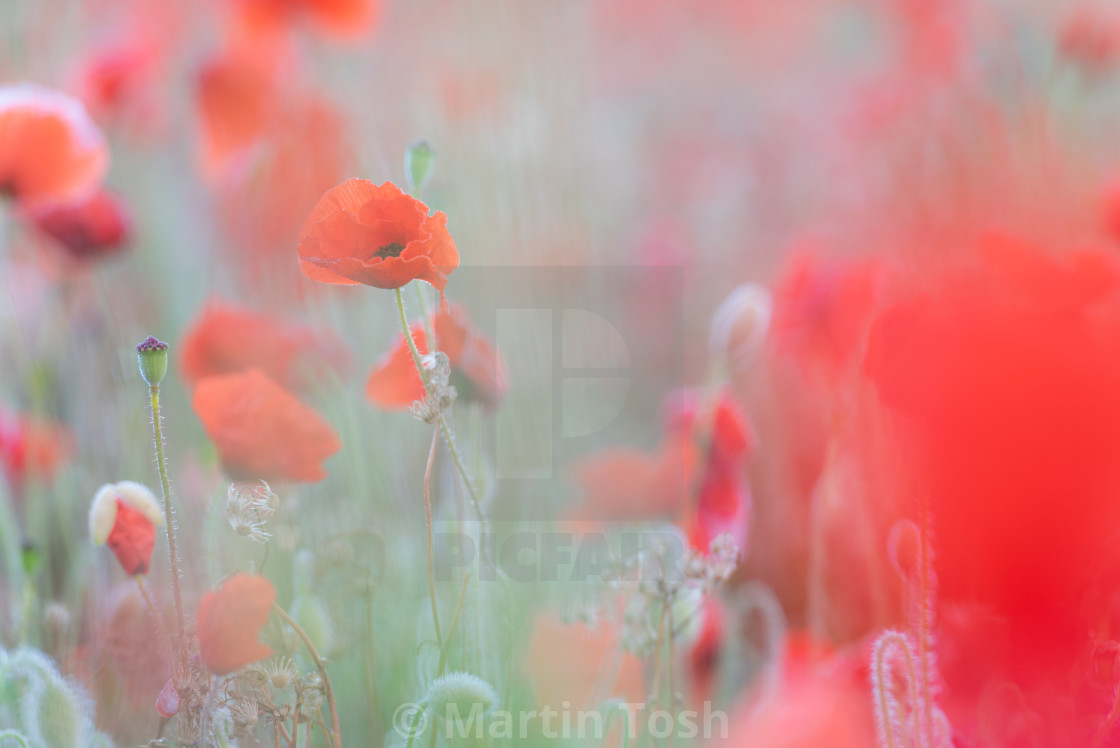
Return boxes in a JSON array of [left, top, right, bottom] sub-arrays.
[[136, 336, 169, 387], [709, 284, 771, 373], [405, 140, 436, 196]]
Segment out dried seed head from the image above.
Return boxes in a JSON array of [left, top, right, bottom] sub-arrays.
[[224, 481, 278, 544], [411, 352, 457, 423]]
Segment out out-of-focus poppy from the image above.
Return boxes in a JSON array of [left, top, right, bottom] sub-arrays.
[[89, 481, 162, 576], [568, 388, 751, 553], [864, 236, 1120, 739], [181, 300, 350, 392], [196, 573, 275, 675], [0, 407, 73, 491], [0, 85, 108, 206], [217, 94, 350, 293], [192, 368, 341, 483], [366, 305, 506, 411], [770, 252, 884, 388], [1060, 9, 1120, 73], [233, 0, 380, 40], [711, 645, 877, 748], [365, 323, 427, 410], [524, 612, 645, 711], [298, 179, 459, 295], [30, 189, 131, 260], [667, 389, 753, 552], [194, 44, 285, 180], [73, 38, 163, 130]]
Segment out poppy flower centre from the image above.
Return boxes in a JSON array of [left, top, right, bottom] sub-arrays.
[[375, 242, 406, 259]]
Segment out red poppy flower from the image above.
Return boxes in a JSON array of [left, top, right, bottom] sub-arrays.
[[194, 44, 285, 179], [770, 251, 884, 388], [31, 189, 131, 260], [192, 368, 342, 482], [89, 481, 162, 576], [434, 305, 508, 409], [196, 573, 275, 675], [181, 300, 351, 392], [665, 389, 753, 551], [568, 388, 751, 552], [233, 0, 380, 40], [73, 38, 163, 130], [298, 179, 459, 295], [366, 305, 506, 411], [715, 645, 877, 748], [217, 94, 350, 293], [0, 407, 73, 491], [0, 85, 108, 206], [366, 323, 427, 410], [864, 236, 1120, 736]]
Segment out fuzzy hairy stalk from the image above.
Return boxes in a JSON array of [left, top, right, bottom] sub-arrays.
[[871, 629, 920, 748], [148, 386, 186, 670]]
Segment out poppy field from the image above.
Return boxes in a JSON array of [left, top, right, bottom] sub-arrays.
[[6, 1, 1120, 746]]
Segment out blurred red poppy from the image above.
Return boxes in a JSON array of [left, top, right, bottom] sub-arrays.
[[434, 304, 508, 409], [366, 305, 506, 411], [712, 644, 877, 748], [233, 0, 380, 40], [196, 573, 275, 675], [0, 407, 73, 492], [217, 94, 351, 293], [192, 369, 342, 482], [73, 38, 163, 131], [568, 388, 751, 552], [770, 251, 884, 388], [181, 300, 351, 392], [298, 179, 459, 295], [864, 235, 1120, 738], [0, 85, 108, 206], [524, 612, 645, 710], [195, 43, 285, 179], [31, 189, 131, 260]]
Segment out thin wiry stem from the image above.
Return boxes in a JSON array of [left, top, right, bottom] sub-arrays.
[[135, 577, 173, 672], [423, 426, 444, 652], [272, 603, 341, 748], [394, 286, 488, 546], [437, 573, 471, 676], [149, 385, 185, 670]]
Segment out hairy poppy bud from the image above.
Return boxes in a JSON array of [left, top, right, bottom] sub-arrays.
[[405, 139, 436, 196], [89, 481, 162, 576], [136, 336, 168, 387]]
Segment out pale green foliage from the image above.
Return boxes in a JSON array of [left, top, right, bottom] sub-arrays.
[[0, 646, 114, 748]]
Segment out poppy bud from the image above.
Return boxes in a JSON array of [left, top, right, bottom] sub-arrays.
[[405, 139, 436, 196], [136, 336, 169, 387], [155, 678, 180, 719], [708, 283, 771, 373], [89, 481, 162, 576]]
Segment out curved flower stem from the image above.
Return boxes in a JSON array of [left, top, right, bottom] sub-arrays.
[[394, 288, 486, 533], [436, 573, 471, 677], [148, 385, 185, 669], [135, 576, 173, 670], [272, 603, 341, 748], [424, 427, 444, 651], [413, 283, 436, 346], [0, 729, 31, 747]]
